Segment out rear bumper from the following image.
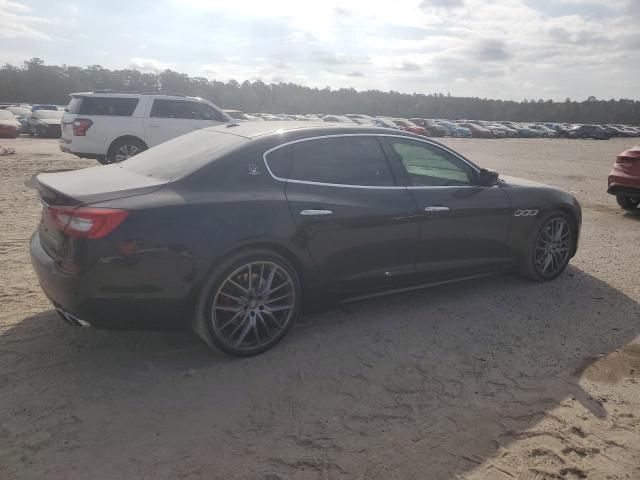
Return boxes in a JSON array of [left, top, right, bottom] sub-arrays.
[[59, 140, 103, 159], [30, 231, 192, 329], [608, 167, 640, 196]]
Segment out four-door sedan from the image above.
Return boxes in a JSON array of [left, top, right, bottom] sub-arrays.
[[31, 123, 581, 356]]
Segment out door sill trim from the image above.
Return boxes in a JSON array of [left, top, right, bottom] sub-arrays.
[[338, 272, 502, 304]]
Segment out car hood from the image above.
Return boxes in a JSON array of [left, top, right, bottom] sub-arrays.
[[0, 120, 18, 127], [499, 175, 553, 190]]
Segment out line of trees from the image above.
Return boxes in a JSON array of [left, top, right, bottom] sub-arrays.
[[1, 58, 639, 124]]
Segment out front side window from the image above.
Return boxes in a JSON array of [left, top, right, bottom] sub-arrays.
[[387, 139, 474, 187], [289, 136, 394, 186], [188, 102, 226, 121]]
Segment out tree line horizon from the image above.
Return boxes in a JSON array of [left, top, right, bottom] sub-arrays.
[[1, 58, 639, 125]]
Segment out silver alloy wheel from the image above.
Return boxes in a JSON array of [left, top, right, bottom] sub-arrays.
[[211, 261, 295, 352], [114, 144, 140, 162], [534, 217, 572, 276]]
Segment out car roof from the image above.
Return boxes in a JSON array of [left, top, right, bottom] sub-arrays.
[[200, 121, 418, 140], [69, 91, 207, 101]]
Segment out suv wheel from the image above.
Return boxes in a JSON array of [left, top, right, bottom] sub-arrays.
[[107, 138, 147, 163], [194, 249, 302, 356], [616, 195, 640, 211]]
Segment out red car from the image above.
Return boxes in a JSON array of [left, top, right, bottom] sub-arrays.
[[0, 110, 19, 138], [392, 119, 428, 136], [608, 145, 640, 211]]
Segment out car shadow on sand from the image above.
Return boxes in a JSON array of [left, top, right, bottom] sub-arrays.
[[1, 266, 638, 479]]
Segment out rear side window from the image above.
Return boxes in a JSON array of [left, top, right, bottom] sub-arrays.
[[289, 136, 394, 186], [265, 146, 292, 178], [72, 97, 139, 116]]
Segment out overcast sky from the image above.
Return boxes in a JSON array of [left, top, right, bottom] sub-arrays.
[[1, 0, 638, 101]]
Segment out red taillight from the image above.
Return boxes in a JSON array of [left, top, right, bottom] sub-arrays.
[[49, 206, 128, 239], [72, 118, 93, 136]]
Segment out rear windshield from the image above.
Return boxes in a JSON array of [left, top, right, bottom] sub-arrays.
[[35, 110, 64, 119], [118, 129, 248, 180], [67, 96, 139, 116]]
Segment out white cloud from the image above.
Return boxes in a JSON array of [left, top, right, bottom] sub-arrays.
[[0, 0, 51, 40], [128, 57, 173, 72]]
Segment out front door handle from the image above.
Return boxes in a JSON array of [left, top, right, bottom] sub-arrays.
[[424, 206, 450, 212], [300, 209, 333, 216]]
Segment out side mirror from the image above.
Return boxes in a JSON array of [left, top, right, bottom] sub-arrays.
[[478, 168, 499, 186]]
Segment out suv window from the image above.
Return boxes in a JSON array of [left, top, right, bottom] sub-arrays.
[[73, 97, 139, 116], [386, 139, 474, 186], [150, 99, 225, 121], [289, 136, 394, 186]]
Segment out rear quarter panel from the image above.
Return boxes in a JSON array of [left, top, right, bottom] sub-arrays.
[[89, 143, 317, 303]]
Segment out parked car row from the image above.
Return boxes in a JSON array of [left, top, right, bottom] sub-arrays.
[[231, 112, 640, 140], [0, 103, 65, 137]]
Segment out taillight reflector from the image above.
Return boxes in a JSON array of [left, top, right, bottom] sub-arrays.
[[49, 206, 128, 239], [73, 118, 93, 136]]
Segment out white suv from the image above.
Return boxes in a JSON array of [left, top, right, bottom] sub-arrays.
[[60, 91, 232, 163]]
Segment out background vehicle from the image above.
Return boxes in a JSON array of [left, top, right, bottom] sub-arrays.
[[60, 91, 232, 163], [31, 122, 581, 356], [608, 145, 640, 211], [0, 110, 19, 138], [392, 119, 428, 135], [28, 109, 63, 137], [31, 104, 58, 112], [410, 118, 447, 137], [529, 124, 557, 138], [567, 125, 609, 140], [436, 120, 472, 138], [458, 122, 494, 138]]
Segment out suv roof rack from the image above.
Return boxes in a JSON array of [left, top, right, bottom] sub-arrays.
[[90, 90, 187, 97]]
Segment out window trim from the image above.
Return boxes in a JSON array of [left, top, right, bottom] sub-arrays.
[[262, 133, 482, 190]]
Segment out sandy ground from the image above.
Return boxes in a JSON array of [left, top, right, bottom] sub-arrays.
[[0, 136, 639, 480]]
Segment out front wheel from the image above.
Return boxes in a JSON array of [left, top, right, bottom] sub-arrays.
[[616, 195, 640, 211], [520, 213, 574, 282], [194, 250, 302, 356]]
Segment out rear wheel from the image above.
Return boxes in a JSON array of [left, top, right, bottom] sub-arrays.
[[194, 250, 301, 356], [107, 137, 147, 163], [616, 195, 640, 211], [520, 212, 574, 282]]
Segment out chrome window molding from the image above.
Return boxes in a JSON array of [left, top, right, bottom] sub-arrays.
[[262, 133, 482, 190]]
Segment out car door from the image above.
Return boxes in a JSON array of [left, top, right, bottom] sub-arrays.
[[144, 99, 194, 147], [277, 135, 420, 294], [379, 136, 512, 278]]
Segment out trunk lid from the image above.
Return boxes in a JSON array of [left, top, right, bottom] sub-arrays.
[[36, 165, 167, 258], [617, 145, 640, 176]]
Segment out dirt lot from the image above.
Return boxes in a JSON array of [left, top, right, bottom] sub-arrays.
[[1, 136, 639, 480]]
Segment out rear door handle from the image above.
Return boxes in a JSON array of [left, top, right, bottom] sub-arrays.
[[300, 209, 333, 216], [424, 206, 450, 212]]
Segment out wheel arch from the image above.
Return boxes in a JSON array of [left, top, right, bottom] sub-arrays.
[[191, 238, 318, 306], [107, 135, 148, 157]]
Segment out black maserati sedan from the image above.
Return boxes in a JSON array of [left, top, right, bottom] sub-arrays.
[[31, 122, 581, 356]]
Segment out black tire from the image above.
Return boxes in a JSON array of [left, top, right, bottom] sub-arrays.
[[107, 137, 147, 163], [520, 212, 575, 282], [616, 195, 640, 211], [193, 249, 302, 356]]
